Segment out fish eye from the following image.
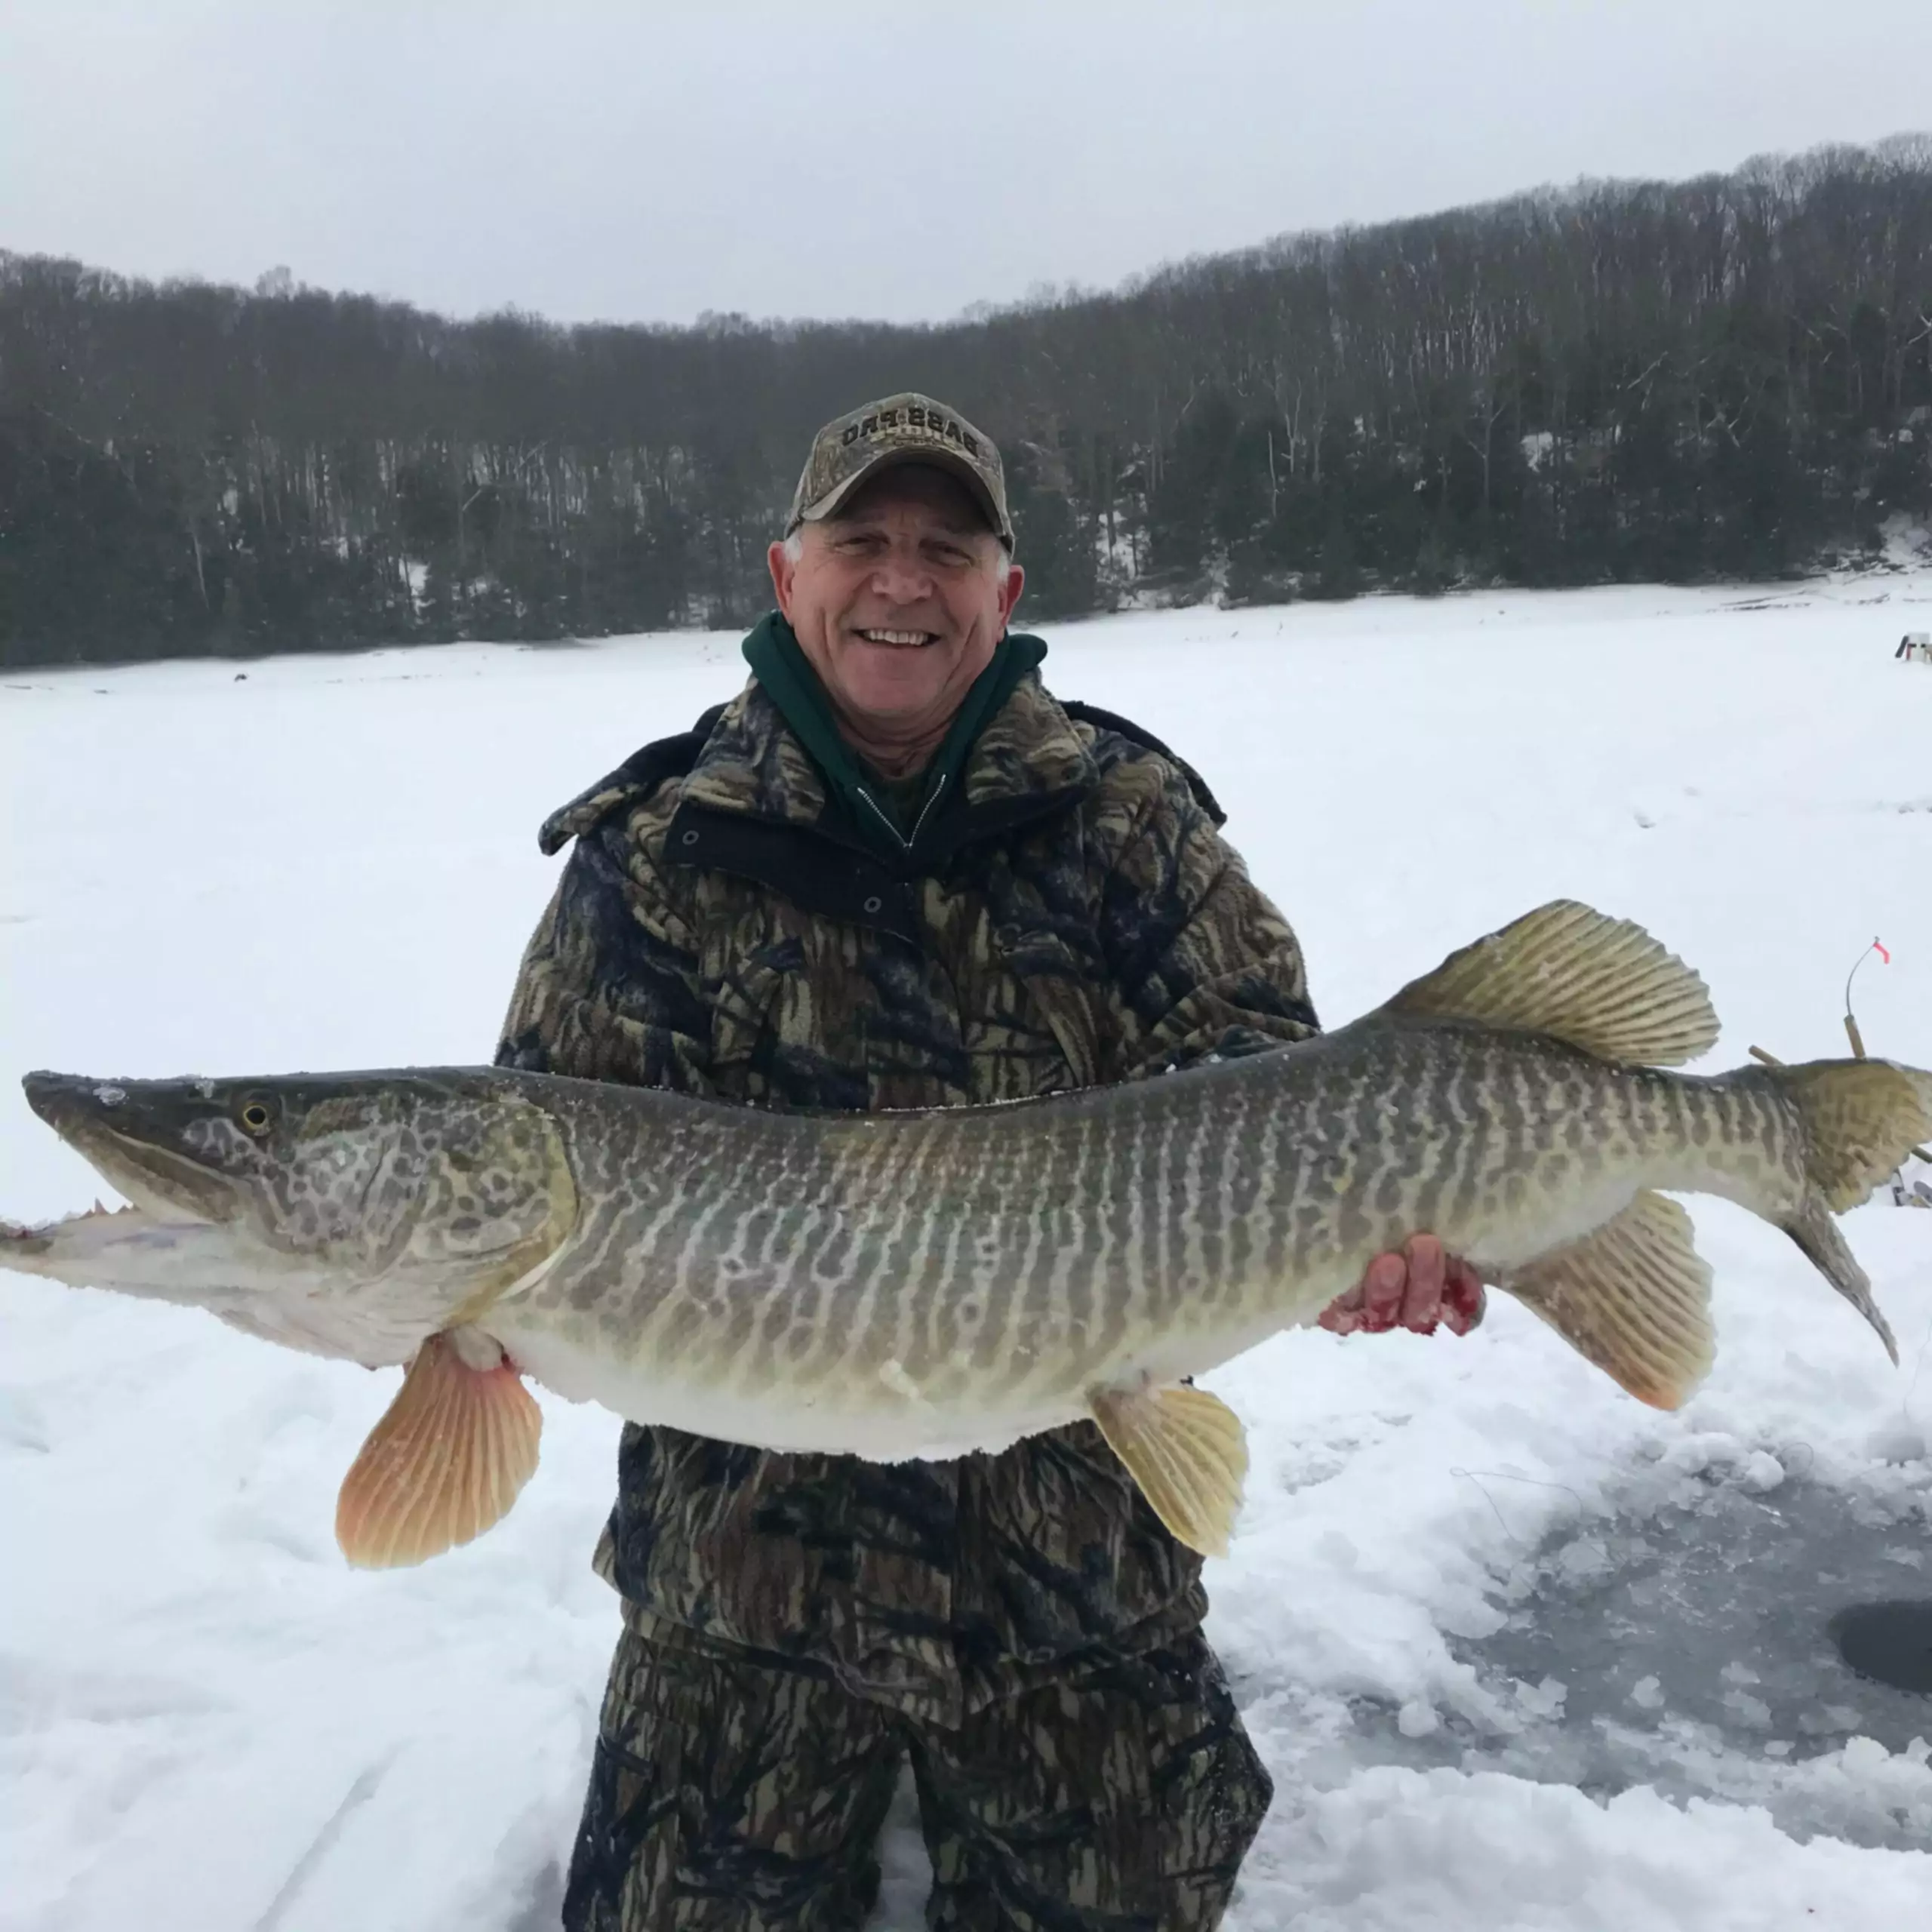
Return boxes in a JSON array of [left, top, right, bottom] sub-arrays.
[[238, 1099, 273, 1136]]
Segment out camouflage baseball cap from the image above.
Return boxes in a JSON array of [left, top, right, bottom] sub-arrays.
[[786, 392, 1014, 551]]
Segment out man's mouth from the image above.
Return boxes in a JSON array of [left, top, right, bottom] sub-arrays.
[[855, 628, 940, 649]]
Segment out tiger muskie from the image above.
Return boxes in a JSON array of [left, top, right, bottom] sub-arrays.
[[6, 903, 1930, 1569]]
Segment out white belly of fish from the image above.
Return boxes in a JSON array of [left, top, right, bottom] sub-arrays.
[[490, 1318, 1095, 1462]]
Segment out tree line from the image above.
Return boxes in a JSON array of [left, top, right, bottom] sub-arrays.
[[2, 136, 1929, 667]]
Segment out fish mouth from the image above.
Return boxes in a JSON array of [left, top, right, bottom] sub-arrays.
[[23, 1071, 238, 1226]]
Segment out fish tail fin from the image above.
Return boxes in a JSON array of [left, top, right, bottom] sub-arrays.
[[1781, 1198, 1897, 1365], [1758, 1058, 1932, 1364], [1765, 1060, 1932, 1214]]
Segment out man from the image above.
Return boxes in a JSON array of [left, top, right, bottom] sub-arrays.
[[497, 393, 1484, 1930]]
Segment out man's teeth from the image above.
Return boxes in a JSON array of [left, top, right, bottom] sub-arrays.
[[858, 629, 934, 647]]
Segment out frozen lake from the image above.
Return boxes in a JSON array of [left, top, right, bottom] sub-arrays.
[[5, 574, 1932, 1929]]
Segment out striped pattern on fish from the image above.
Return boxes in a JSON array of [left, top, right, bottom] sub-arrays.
[[488, 1032, 1798, 1453], [6, 901, 1929, 1569]]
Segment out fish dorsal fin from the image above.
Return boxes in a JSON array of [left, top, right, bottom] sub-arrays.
[[1380, 900, 1718, 1066], [1089, 1382, 1248, 1558], [1497, 1189, 1715, 1409], [335, 1327, 542, 1568]]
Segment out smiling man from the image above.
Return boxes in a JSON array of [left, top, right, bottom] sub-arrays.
[[497, 392, 1483, 1930]]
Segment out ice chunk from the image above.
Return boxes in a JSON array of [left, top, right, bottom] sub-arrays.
[[1556, 1536, 1611, 1581], [1866, 1420, 1928, 1464], [1516, 1675, 1567, 1718], [1397, 1700, 1439, 1739], [1798, 1704, 1865, 1735], [1740, 1451, 1784, 1494], [1630, 1675, 1665, 1710]]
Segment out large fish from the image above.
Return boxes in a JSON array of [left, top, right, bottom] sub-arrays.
[[5, 903, 1928, 1569]]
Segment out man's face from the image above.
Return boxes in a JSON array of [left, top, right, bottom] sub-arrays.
[[768, 466, 1024, 747]]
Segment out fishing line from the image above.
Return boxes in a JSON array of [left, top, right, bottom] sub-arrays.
[[1901, 1309, 1932, 1422], [1451, 1469, 1518, 1541], [1450, 1467, 1587, 1544]]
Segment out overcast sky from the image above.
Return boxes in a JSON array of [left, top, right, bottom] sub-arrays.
[[3, 1, 1928, 328]]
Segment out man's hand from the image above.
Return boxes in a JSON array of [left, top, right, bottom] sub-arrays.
[[1318, 1233, 1485, 1337]]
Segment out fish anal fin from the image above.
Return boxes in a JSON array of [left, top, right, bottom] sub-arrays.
[[1497, 1189, 1715, 1409], [1380, 900, 1718, 1067], [335, 1327, 541, 1569], [1090, 1382, 1248, 1558]]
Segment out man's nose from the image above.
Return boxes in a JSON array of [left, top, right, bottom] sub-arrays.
[[870, 552, 934, 602]]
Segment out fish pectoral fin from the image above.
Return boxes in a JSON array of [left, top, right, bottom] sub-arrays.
[[1496, 1189, 1715, 1409], [334, 1327, 542, 1569], [1089, 1382, 1248, 1558], [1379, 900, 1718, 1067]]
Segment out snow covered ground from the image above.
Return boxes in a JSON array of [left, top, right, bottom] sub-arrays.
[[4, 572, 1931, 1930]]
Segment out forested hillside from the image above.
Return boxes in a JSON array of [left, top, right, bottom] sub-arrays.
[[3, 136, 1928, 666]]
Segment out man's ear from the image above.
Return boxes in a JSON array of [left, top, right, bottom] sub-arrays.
[[768, 539, 797, 619], [997, 560, 1026, 626]]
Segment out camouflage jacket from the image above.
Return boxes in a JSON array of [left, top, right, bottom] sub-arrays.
[[495, 656, 1319, 1725]]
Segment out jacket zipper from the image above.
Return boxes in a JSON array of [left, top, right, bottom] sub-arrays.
[[854, 773, 946, 855]]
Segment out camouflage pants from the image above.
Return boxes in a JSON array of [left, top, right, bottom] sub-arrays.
[[561, 1624, 1273, 1931]]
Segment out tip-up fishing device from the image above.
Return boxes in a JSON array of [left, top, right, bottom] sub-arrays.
[[1751, 938, 1931, 1208]]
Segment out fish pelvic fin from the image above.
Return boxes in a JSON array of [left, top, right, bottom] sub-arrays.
[[1496, 1189, 1715, 1409], [1090, 1382, 1248, 1558], [1379, 900, 1718, 1067], [335, 1327, 542, 1568]]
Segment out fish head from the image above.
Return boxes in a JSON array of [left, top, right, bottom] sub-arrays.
[[13, 1069, 579, 1363], [24, 1069, 281, 1229]]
